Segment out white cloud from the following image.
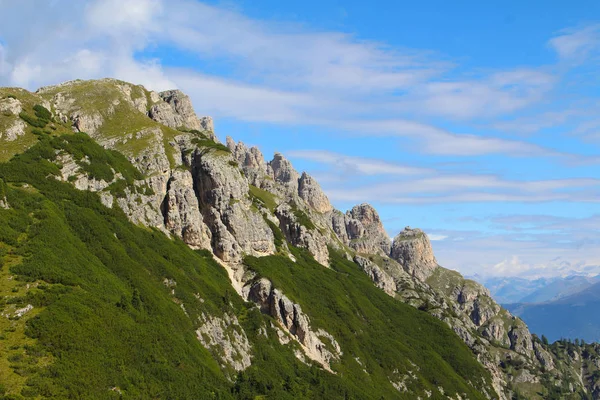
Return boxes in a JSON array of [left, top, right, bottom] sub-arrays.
[[85, 0, 163, 34], [407, 69, 555, 119], [549, 24, 600, 62], [287, 150, 431, 176], [0, 0, 569, 160], [321, 174, 600, 204], [427, 234, 447, 241]]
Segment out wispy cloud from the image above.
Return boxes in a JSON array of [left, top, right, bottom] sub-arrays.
[[318, 174, 600, 204], [549, 24, 600, 63], [287, 150, 431, 176], [0, 0, 571, 159]]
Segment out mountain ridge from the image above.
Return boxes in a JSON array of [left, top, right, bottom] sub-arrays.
[[1, 78, 600, 399]]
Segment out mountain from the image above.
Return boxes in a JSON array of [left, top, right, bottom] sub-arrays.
[[1, 78, 600, 399], [478, 276, 553, 304], [519, 275, 599, 304], [481, 275, 599, 304], [507, 280, 600, 343]]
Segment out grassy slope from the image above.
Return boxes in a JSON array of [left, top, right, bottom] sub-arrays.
[[0, 132, 496, 399], [245, 248, 494, 399], [0, 89, 71, 162]]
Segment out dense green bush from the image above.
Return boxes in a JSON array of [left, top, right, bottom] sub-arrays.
[[32, 105, 52, 122], [19, 112, 47, 128]]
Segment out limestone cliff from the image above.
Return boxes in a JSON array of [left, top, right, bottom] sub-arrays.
[[2, 78, 599, 399]]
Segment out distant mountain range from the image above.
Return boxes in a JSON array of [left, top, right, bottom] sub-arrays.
[[478, 274, 600, 304], [475, 274, 600, 342]]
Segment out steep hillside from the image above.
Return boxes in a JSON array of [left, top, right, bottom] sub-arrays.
[[0, 79, 599, 399]]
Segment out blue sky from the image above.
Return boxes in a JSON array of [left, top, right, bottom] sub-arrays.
[[1, 0, 600, 279]]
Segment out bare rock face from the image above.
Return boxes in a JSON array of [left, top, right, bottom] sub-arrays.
[[193, 150, 275, 263], [330, 211, 350, 243], [196, 312, 252, 372], [298, 172, 332, 213], [198, 116, 214, 133], [0, 97, 22, 115], [452, 281, 500, 327], [390, 227, 438, 281], [148, 90, 215, 139], [3, 119, 26, 141], [481, 318, 511, 348], [226, 137, 269, 187], [114, 127, 172, 230], [269, 153, 300, 197], [354, 256, 397, 296], [71, 111, 104, 135], [275, 203, 329, 266], [534, 341, 555, 370], [346, 204, 391, 256], [163, 170, 212, 250], [508, 322, 534, 358], [245, 278, 342, 370]]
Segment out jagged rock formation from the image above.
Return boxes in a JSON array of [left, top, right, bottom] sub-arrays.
[[149, 89, 215, 139], [244, 278, 342, 370], [391, 227, 438, 280], [298, 172, 333, 213], [163, 169, 212, 250], [3, 78, 600, 399], [353, 255, 397, 296], [345, 203, 391, 256]]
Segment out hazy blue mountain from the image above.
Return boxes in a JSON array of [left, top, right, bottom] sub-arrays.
[[474, 276, 551, 303], [507, 280, 600, 342], [519, 275, 600, 303]]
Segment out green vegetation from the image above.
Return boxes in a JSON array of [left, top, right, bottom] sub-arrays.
[[289, 202, 316, 230], [18, 112, 47, 129], [18, 104, 53, 130], [191, 137, 231, 153], [249, 185, 278, 212], [264, 218, 285, 252], [244, 247, 494, 399], [0, 134, 496, 398], [396, 232, 424, 241], [32, 105, 51, 122]]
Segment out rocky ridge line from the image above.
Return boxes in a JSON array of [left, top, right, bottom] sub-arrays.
[[5, 78, 598, 398]]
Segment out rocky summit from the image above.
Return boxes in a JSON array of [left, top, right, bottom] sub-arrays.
[[0, 78, 599, 399]]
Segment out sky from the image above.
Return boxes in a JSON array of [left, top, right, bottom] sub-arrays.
[[1, 0, 600, 279]]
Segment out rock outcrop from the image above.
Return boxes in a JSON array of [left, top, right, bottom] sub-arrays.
[[391, 227, 438, 280], [275, 203, 329, 266], [149, 89, 215, 139], [298, 172, 332, 213], [162, 169, 212, 250], [193, 149, 276, 263], [354, 255, 397, 296], [244, 278, 342, 370], [345, 204, 391, 256], [0, 97, 22, 115], [196, 312, 252, 372], [269, 153, 300, 197], [2, 119, 26, 141]]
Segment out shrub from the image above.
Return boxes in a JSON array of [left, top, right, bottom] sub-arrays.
[[33, 105, 52, 121], [19, 112, 47, 128]]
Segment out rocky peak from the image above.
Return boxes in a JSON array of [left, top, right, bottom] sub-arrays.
[[298, 172, 332, 213], [148, 89, 215, 139], [226, 136, 269, 186], [268, 153, 300, 196], [341, 203, 391, 256], [390, 227, 438, 281]]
